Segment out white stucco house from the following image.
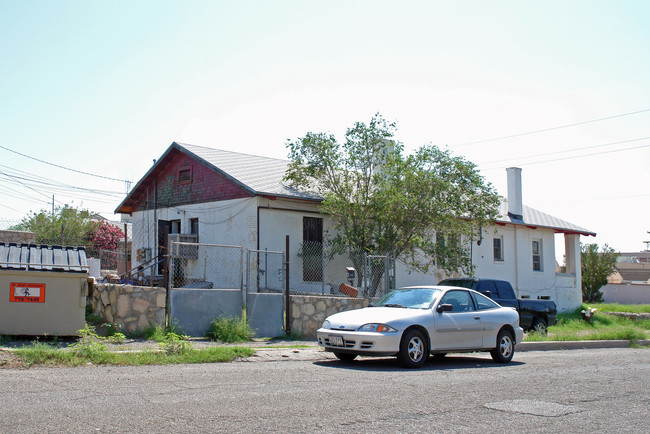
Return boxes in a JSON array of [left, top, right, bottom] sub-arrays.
[[116, 142, 595, 313]]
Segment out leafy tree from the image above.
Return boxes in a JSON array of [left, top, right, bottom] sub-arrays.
[[88, 220, 125, 268], [285, 114, 501, 295], [581, 243, 619, 303], [17, 205, 96, 247]]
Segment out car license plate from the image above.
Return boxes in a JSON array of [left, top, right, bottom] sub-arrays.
[[329, 335, 344, 346]]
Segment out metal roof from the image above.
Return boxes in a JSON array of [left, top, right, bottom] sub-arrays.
[[0, 243, 89, 273], [496, 202, 596, 237], [117, 142, 595, 236], [177, 142, 321, 200]]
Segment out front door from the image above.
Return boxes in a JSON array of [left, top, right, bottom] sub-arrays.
[[432, 290, 484, 350]]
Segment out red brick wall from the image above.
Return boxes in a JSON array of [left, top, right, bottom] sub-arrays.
[[135, 149, 253, 210]]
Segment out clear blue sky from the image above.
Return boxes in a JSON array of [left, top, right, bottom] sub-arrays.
[[1, 0, 649, 254]]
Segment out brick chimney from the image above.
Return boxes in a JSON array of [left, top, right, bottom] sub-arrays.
[[506, 167, 523, 220]]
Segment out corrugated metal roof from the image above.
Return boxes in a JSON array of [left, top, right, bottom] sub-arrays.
[[0, 243, 89, 273], [177, 143, 321, 200], [496, 202, 596, 236]]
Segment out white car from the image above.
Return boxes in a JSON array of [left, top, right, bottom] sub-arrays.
[[317, 285, 524, 368]]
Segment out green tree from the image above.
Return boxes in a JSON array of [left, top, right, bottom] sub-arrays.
[[285, 114, 501, 294], [17, 205, 96, 247], [581, 243, 619, 303]]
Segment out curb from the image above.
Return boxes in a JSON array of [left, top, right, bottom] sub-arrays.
[[518, 339, 650, 352], [245, 339, 650, 362]]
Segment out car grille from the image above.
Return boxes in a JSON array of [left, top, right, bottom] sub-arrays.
[[359, 341, 374, 349]]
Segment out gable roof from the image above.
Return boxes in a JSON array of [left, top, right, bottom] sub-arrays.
[[116, 142, 595, 236], [115, 142, 320, 214]]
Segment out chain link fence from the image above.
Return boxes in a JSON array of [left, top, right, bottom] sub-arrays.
[[296, 241, 395, 298]]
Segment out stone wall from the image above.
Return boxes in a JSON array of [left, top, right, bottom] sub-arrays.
[[290, 295, 371, 338], [91, 283, 166, 333], [0, 230, 36, 244]]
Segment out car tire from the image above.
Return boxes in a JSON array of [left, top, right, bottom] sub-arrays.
[[334, 352, 357, 362], [532, 317, 548, 335], [397, 329, 427, 369], [490, 329, 515, 363]]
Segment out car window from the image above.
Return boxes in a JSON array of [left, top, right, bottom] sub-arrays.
[[472, 292, 501, 310], [376, 287, 441, 309], [476, 280, 497, 296], [439, 290, 475, 312], [495, 281, 515, 299]]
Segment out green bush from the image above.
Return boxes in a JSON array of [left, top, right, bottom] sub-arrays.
[[206, 316, 253, 343]]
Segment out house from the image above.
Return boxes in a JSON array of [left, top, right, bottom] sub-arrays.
[[115, 142, 595, 312]]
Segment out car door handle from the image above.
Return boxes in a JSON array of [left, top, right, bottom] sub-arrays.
[[474, 316, 481, 320]]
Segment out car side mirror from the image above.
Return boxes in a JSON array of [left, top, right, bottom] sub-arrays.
[[483, 290, 492, 298], [437, 303, 453, 313]]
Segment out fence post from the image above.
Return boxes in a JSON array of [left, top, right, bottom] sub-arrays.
[[321, 242, 325, 295], [285, 235, 290, 335], [124, 223, 128, 281]]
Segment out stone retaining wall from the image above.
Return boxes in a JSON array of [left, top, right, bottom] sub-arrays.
[[290, 295, 371, 338], [91, 283, 166, 333]]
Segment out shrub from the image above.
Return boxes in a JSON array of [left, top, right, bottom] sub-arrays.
[[206, 316, 253, 343]]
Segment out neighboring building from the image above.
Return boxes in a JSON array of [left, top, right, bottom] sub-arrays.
[[115, 142, 595, 312]]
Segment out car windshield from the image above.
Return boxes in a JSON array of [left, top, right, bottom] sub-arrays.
[[375, 287, 441, 309]]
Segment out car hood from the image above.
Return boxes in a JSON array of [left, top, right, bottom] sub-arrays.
[[326, 306, 426, 330]]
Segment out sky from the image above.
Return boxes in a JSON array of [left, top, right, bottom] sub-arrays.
[[1, 0, 649, 256]]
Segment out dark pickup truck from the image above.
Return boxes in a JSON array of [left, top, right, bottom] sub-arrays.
[[438, 278, 557, 333]]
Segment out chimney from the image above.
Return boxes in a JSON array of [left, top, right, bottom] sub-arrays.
[[506, 167, 523, 220]]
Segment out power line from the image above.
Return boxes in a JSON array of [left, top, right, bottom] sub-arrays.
[[451, 108, 650, 148], [477, 136, 650, 166], [0, 144, 129, 183], [481, 142, 650, 171]]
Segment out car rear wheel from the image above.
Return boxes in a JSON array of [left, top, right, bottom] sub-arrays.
[[490, 329, 515, 363], [334, 352, 357, 362], [397, 329, 427, 368], [532, 317, 548, 335]]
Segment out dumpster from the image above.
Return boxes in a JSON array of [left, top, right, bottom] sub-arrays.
[[0, 243, 89, 336]]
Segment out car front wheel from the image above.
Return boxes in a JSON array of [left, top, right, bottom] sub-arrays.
[[397, 329, 427, 368], [490, 329, 515, 363], [334, 352, 357, 362]]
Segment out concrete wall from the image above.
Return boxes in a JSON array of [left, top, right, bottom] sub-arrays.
[[92, 283, 166, 333], [602, 283, 650, 305], [169, 288, 242, 336], [247, 292, 284, 338], [290, 295, 371, 339], [0, 230, 36, 244]]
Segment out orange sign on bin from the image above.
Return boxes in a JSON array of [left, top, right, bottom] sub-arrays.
[[10, 282, 46, 303]]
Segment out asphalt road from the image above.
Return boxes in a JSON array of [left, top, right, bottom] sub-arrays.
[[0, 347, 648, 433]]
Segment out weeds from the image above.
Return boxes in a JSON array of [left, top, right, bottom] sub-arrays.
[[207, 316, 253, 343], [158, 332, 193, 354], [524, 304, 650, 342]]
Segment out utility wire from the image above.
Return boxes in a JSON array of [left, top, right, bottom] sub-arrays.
[[477, 136, 650, 166], [481, 142, 650, 171], [451, 108, 650, 148], [0, 144, 129, 183]]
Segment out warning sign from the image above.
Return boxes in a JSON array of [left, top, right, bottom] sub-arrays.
[[10, 283, 46, 303]]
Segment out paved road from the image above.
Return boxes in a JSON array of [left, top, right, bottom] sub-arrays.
[[0, 347, 647, 433]]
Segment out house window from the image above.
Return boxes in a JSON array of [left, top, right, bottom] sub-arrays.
[[170, 220, 181, 234], [493, 237, 503, 262], [302, 217, 323, 282], [532, 239, 542, 271], [177, 167, 192, 184], [190, 218, 199, 242]]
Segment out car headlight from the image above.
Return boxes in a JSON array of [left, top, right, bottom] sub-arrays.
[[357, 323, 397, 333], [322, 320, 331, 329]]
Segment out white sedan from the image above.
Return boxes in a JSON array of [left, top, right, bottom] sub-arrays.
[[317, 286, 524, 368]]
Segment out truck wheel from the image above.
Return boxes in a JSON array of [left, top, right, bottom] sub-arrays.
[[532, 317, 548, 335], [490, 329, 515, 363]]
